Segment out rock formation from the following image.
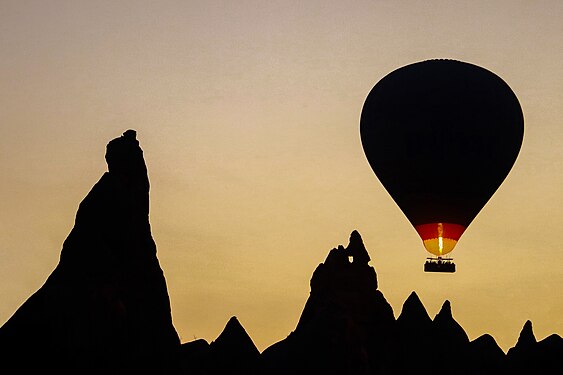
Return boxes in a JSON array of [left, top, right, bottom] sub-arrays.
[[260, 231, 563, 375], [468, 334, 505, 374], [1, 132, 561, 374], [431, 300, 471, 370], [505, 320, 563, 374], [208, 316, 261, 374], [262, 230, 397, 374], [179, 316, 260, 375], [0, 130, 180, 373], [395, 291, 433, 372]]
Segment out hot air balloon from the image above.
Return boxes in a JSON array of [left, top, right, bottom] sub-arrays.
[[360, 59, 524, 273]]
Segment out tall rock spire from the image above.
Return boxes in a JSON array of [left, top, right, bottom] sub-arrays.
[[263, 230, 396, 375], [0, 131, 180, 373], [515, 320, 537, 348], [397, 291, 431, 324], [347, 229, 371, 264]]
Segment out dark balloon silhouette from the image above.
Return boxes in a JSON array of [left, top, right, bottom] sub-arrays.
[[360, 59, 524, 271]]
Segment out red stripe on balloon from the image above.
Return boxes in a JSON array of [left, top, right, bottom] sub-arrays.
[[415, 223, 466, 241]]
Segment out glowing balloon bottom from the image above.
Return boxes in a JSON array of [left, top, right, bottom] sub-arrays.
[[415, 223, 466, 257]]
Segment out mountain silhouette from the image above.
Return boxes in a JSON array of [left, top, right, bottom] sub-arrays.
[[1, 132, 561, 374], [0, 130, 180, 373]]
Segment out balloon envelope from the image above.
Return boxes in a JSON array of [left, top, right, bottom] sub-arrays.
[[360, 60, 524, 257]]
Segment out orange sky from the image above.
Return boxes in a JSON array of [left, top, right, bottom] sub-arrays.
[[1, 1, 562, 351]]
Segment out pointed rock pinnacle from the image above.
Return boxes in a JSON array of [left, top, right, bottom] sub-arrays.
[[398, 291, 431, 323], [346, 230, 370, 264], [516, 320, 537, 348], [438, 300, 452, 318]]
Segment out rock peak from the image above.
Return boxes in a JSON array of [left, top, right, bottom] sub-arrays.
[[433, 299, 469, 341], [349, 230, 362, 243], [398, 291, 431, 323], [396, 291, 433, 359], [215, 316, 255, 346], [212, 316, 260, 358], [123, 129, 137, 139], [402, 291, 423, 311], [436, 300, 452, 320], [346, 230, 370, 264], [471, 333, 503, 352], [406, 291, 421, 304], [105, 129, 146, 178], [515, 320, 537, 347], [225, 316, 243, 331]]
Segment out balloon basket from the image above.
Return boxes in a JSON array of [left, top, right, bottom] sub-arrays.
[[424, 257, 455, 273]]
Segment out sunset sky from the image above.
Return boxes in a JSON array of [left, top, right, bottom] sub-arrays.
[[1, 1, 562, 351]]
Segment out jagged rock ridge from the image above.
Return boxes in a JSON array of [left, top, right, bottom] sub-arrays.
[[0, 132, 560, 374], [177, 226, 562, 374], [257, 231, 563, 375]]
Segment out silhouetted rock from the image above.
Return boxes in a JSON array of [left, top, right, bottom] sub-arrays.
[[262, 230, 396, 375], [260, 235, 563, 375], [506, 320, 536, 371], [506, 320, 563, 373], [468, 334, 505, 375], [516, 320, 537, 347], [433, 300, 470, 343], [1, 132, 561, 374], [431, 300, 470, 373], [347, 229, 371, 264], [395, 292, 433, 372], [179, 339, 211, 374], [397, 291, 432, 324], [0, 130, 180, 374], [397, 291, 432, 337], [260, 233, 561, 375], [536, 334, 563, 373], [180, 316, 260, 375], [208, 316, 260, 374]]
